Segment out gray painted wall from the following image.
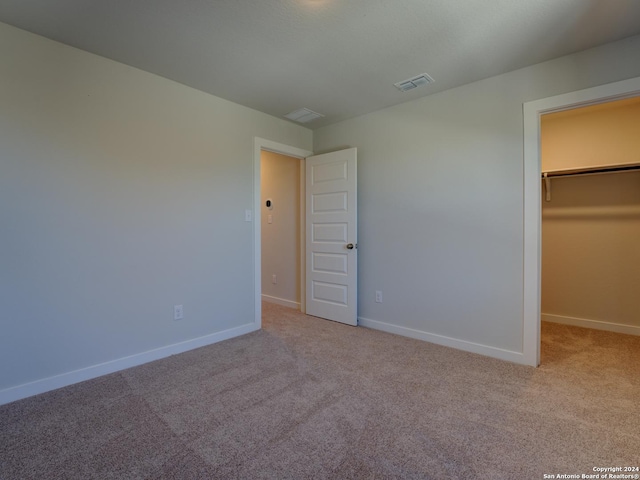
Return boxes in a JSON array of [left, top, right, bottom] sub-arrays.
[[0, 22, 311, 396]]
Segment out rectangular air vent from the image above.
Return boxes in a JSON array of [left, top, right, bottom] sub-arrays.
[[284, 108, 325, 123], [394, 73, 434, 92]]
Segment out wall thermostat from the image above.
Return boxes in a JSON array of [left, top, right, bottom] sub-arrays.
[[266, 199, 273, 209]]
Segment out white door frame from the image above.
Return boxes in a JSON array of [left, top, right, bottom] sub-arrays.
[[522, 76, 640, 366], [253, 138, 313, 327]]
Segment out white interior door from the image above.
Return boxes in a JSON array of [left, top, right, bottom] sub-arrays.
[[305, 148, 357, 325]]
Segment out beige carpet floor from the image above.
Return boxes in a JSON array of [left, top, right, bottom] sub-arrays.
[[1, 302, 639, 479]]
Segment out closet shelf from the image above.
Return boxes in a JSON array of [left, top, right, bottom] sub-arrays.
[[541, 162, 640, 201], [542, 162, 640, 178]]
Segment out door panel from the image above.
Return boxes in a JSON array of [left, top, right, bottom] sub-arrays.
[[305, 148, 357, 325], [312, 223, 348, 242], [312, 253, 348, 274]]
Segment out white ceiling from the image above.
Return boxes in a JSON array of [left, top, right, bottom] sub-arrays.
[[1, 0, 640, 129]]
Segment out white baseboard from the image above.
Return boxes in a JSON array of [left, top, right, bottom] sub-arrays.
[[542, 313, 640, 336], [262, 294, 300, 310], [0, 322, 260, 406], [358, 316, 526, 365]]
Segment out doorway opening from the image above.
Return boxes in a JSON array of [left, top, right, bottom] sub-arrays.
[[540, 96, 640, 337], [260, 150, 302, 311], [253, 138, 312, 328], [523, 76, 640, 367]]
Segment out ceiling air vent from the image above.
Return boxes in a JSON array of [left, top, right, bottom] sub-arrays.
[[394, 73, 434, 92], [284, 108, 324, 123]]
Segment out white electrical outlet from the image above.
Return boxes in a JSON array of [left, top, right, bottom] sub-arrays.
[[174, 304, 184, 320], [245, 209, 252, 222], [272, 274, 277, 284], [375, 291, 382, 303]]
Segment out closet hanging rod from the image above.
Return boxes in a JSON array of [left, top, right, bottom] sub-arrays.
[[541, 164, 640, 179], [541, 163, 640, 202]]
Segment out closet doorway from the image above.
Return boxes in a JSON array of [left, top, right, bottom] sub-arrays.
[[540, 97, 640, 343], [523, 76, 640, 367]]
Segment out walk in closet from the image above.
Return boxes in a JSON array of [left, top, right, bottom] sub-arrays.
[[540, 96, 640, 336]]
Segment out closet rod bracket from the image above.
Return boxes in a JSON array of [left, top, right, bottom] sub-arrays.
[[543, 172, 551, 202]]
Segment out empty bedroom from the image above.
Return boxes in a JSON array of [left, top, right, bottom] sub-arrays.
[[2, 1, 640, 478]]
